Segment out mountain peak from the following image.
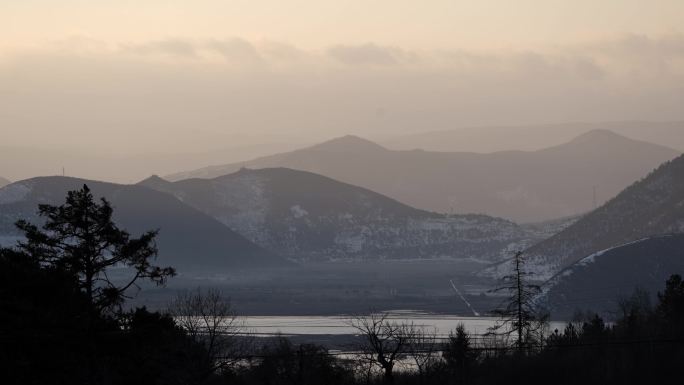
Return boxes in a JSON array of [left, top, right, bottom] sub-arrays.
[[309, 135, 387, 153], [563, 129, 679, 154], [568, 129, 628, 145], [138, 174, 171, 188]]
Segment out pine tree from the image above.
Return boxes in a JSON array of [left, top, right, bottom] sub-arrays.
[[443, 324, 477, 383], [15, 184, 175, 316]]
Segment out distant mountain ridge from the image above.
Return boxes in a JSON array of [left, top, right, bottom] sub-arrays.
[[381, 121, 684, 153], [142, 168, 545, 262], [485, 153, 684, 281], [166, 130, 680, 222], [0, 177, 10, 189], [0, 141, 303, 184], [0, 176, 288, 271]]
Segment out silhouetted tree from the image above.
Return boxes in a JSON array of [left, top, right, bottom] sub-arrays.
[[615, 287, 654, 339], [15, 184, 175, 316], [169, 288, 246, 378], [443, 324, 478, 384], [657, 274, 684, 330], [546, 322, 581, 348], [0, 247, 96, 384], [113, 307, 209, 385], [488, 251, 548, 353], [580, 313, 610, 343], [351, 313, 413, 384], [0, 186, 222, 385], [249, 337, 354, 385], [405, 326, 440, 382]]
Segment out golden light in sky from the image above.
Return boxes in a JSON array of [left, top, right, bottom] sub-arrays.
[[3, 0, 683, 50], [1, 1, 683, 181]]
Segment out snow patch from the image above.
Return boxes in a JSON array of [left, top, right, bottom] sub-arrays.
[[481, 254, 559, 282], [290, 205, 308, 218], [536, 237, 659, 304], [0, 235, 22, 247], [576, 237, 652, 267], [212, 174, 270, 244], [0, 183, 31, 204], [335, 232, 365, 253]]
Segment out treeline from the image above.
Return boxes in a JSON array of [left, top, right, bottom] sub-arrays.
[[234, 278, 683, 385], [1, 185, 683, 384]]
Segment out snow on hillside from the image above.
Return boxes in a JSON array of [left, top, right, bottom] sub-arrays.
[[144, 168, 561, 262], [535, 235, 684, 318], [486, 155, 684, 281], [0, 182, 32, 205]]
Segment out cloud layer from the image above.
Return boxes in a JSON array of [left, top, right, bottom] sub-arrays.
[[1, 34, 684, 154]]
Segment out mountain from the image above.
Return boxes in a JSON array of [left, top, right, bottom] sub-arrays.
[[492, 154, 684, 281], [380, 121, 684, 153], [539, 235, 684, 319], [0, 177, 10, 188], [0, 141, 303, 184], [165, 130, 680, 222], [141, 168, 538, 262], [0, 176, 288, 272]]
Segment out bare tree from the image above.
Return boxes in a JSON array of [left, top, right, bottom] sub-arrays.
[[169, 288, 247, 376], [405, 326, 440, 382], [488, 251, 548, 353], [350, 313, 412, 384]]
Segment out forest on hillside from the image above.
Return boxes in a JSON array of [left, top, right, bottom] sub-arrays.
[[1, 186, 683, 385]]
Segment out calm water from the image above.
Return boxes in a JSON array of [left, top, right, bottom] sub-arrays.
[[242, 312, 565, 337]]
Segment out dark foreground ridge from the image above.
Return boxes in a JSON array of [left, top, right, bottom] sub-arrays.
[[0, 176, 289, 272]]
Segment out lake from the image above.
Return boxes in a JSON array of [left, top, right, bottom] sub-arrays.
[[242, 312, 566, 339]]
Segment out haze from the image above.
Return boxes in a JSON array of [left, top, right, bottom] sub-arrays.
[[2, 1, 684, 182]]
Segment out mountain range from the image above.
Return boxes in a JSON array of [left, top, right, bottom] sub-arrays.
[[0, 177, 287, 272], [0, 177, 9, 189], [0, 141, 302, 185], [380, 121, 684, 153], [166, 130, 680, 222], [141, 168, 545, 262]]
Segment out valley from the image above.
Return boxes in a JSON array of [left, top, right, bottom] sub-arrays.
[[2, 142, 683, 321], [126, 259, 501, 317], [5, 4, 684, 382]]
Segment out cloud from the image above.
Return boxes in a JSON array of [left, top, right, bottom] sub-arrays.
[[205, 38, 263, 63], [123, 38, 198, 57], [40, 34, 683, 78], [326, 43, 414, 66], [2, 33, 684, 156], [590, 33, 684, 58], [571, 58, 606, 80], [259, 41, 307, 62], [117, 38, 297, 66]]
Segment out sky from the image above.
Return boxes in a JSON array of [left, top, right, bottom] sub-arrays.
[[1, 1, 684, 159]]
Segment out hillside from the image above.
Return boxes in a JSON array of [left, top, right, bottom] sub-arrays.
[[538, 235, 684, 319], [0, 177, 10, 189], [499, 154, 684, 281], [0, 177, 288, 271], [141, 168, 537, 262], [165, 130, 680, 222]]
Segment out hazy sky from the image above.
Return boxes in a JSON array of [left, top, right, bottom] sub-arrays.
[[2, 1, 684, 155]]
